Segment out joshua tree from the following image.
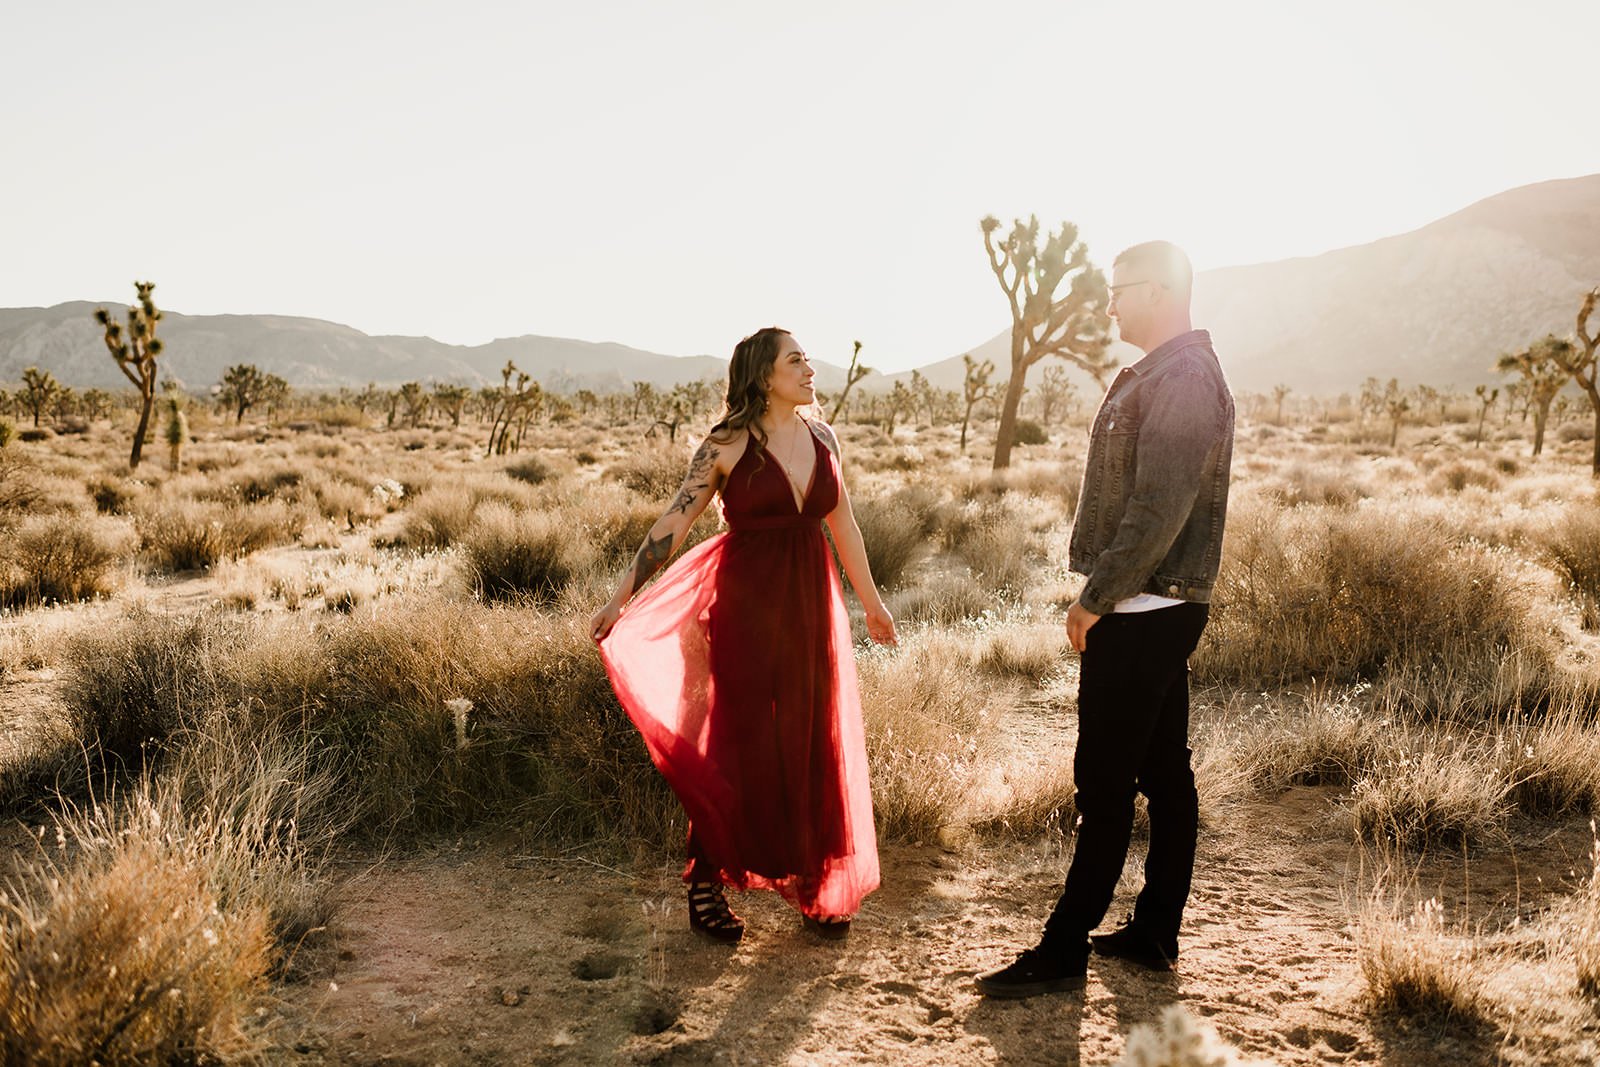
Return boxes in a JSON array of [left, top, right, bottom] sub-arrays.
[[829, 341, 873, 423], [94, 281, 164, 469], [487, 361, 540, 455], [164, 395, 188, 472], [1272, 383, 1292, 424], [883, 379, 916, 437], [1473, 385, 1498, 448], [981, 215, 1114, 469], [1548, 287, 1600, 476], [1035, 363, 1078, 426], [218, 363, 266, 423], [398, 381, 429, 427], [433, 383, 471, 428], [631, 380, 657, 422], [1383, 379, 1410, 449], [960, 354, 996, 454], [81, 388, 113, 422], [1497, 336, 1571, 458], [19, 366, 60, 428]]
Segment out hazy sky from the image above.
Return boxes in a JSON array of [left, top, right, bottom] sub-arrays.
[[4, 0, 1597, 373]]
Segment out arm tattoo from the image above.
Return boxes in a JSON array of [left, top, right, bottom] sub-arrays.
[[666, 439, 719, 516], [628, 531, 673, 596], [811, 419, 841, 460]]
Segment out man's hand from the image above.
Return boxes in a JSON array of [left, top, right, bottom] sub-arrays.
[[1065, 599, 1102, 653]]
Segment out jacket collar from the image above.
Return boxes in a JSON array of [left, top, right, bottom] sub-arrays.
[[1128, 329, 1213, 377]]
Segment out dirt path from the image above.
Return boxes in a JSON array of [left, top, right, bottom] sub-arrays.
[[272, 789, 1600, 1066]]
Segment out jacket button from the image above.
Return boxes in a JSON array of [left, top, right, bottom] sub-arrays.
[[1168, 584, 1179, 595]]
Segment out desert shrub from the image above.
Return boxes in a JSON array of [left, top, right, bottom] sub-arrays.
[[504, 453, 552, 485], [608, 441, 689, 499], [1349, 739, 1508, 848], [856, 633, 993, 842], [852, 495, 926, 590], [976, 621, 1068, 684], [973, 751, 1076, 838], [18, 427, 51, 443], [0, 513, 133, 609], [87, 474, 140, 514], [1198, 496, 1549, 705], [941, 500, 1037, 594], [137, 499, 305, 571], [1267, 460, 1370, 506], [0, 451, 41, 512], [887, 570, 993, 625], [1500, 708, 1600, 817], [459, 502, 599, 604], [0, 795, 274, 1065], [207, 463, 302, 503], [1230, 696, 1385, 789], [384, 484, 478, 549], [1558, 420, 1594, 442], [1430, 460, 1501, 494], [1543, 504, 1600, 630], [1013, 418, 1048, 446], [0, 416, 12, 448], [53, 604, 676, 841], [1358, 895, 1484, 1025]]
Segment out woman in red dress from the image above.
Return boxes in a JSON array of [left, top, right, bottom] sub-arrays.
[[590, 327, 896, 942]]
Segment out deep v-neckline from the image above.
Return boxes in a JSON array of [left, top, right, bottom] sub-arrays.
[[761, 425, 819, 513]]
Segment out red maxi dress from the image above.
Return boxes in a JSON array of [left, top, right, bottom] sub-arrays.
[[599, 426, 879, 919]]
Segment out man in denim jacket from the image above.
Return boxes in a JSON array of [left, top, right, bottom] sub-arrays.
[[980, 241, 1234, 998]]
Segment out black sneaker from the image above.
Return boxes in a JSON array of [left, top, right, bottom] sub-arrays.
[[975, 944, 1088, 999], [1089, 919, 1177, 971]]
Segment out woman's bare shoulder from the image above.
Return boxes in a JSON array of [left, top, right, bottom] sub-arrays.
[[802, 416, 841, 458]]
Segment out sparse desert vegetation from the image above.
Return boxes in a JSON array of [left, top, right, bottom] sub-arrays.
[[1, 383, 1598, 1064]]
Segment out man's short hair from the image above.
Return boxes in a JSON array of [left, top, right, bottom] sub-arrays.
[[1113, 241, 1193, 298]]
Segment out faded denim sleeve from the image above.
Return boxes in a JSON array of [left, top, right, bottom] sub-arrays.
[[1079, 364, 1225, 616]]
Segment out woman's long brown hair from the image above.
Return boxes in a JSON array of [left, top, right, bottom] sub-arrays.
[[707, 327, 791, 461]]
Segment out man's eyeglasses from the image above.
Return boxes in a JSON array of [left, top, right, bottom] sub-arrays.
[[1108, 279, 1163, 295]]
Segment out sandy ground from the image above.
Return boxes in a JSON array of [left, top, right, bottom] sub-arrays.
[[264, 789, 1600, 1067]]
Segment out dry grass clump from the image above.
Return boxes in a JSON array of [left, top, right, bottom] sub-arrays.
[[1198, 495, 1550, 707], [973, 751, 1076, 838], [976, 620, 1068, 684], [1574, 834, 1600, 998], [1429, 459, 1502, 495], [0, 794, 275, 1064], [1542, 503, 1600, 630], [49, 603, 676, 841], [1348, 738, 1509, 848], [885, 569, 992, 625], [1358, 892, 1484, 1026], [856, 632, 995, 842], [607, 439, 689, 498], [503, 453, 553, 485], [1113, 1004, 1266, 1067], [1499, 708, 1600, 817], [852, 494, 928, 591], [0, 513, 133, 609], [459, 502, 600, 604], [1265, 458, 1371, 506], [941, 499, 1040, 593], [1230, 694, 1384, 789], [136, 498, 306, 571], [384, 483, 479, 549]]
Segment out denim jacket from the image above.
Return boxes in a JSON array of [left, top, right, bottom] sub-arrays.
[[1068, 329, 1234, 616]]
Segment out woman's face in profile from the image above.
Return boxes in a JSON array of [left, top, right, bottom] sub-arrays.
[[765, 337, 816, 407]]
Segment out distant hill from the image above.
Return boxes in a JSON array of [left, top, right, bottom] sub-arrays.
[[0, 304, 833, 393], [923, 173, 1600, 395], [4, 174, 1596, 396]]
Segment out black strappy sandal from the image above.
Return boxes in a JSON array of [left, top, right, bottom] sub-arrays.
[[687, 881, 744, 943], [802, 915, 852, 941]]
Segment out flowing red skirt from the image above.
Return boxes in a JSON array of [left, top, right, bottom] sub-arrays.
[[599, 510, 879, 919]]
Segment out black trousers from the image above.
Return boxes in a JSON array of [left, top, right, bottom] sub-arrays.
[[1041, 601, 1209, 951]]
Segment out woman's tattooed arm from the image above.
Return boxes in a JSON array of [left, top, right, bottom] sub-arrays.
[[666, 439, 720, 516], [627, 531, 673, 597]]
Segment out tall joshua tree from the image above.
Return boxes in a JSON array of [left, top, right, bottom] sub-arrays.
[[1497, 336, 1571, 458], [94, 281, 164, 469], [981, 215, 1113, 469], [1549, 287, 1600, 476], [829, 341, 873, 423], [1473, 385, 1498, 448], [19, 366, 60, 428]]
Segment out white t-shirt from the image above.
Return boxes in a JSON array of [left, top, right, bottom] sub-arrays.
[[1113, 593, 1184, 614]]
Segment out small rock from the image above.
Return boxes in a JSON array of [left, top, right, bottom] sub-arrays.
[[500, 990, 523, 1007], [927, 1005, 953, 1024]]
